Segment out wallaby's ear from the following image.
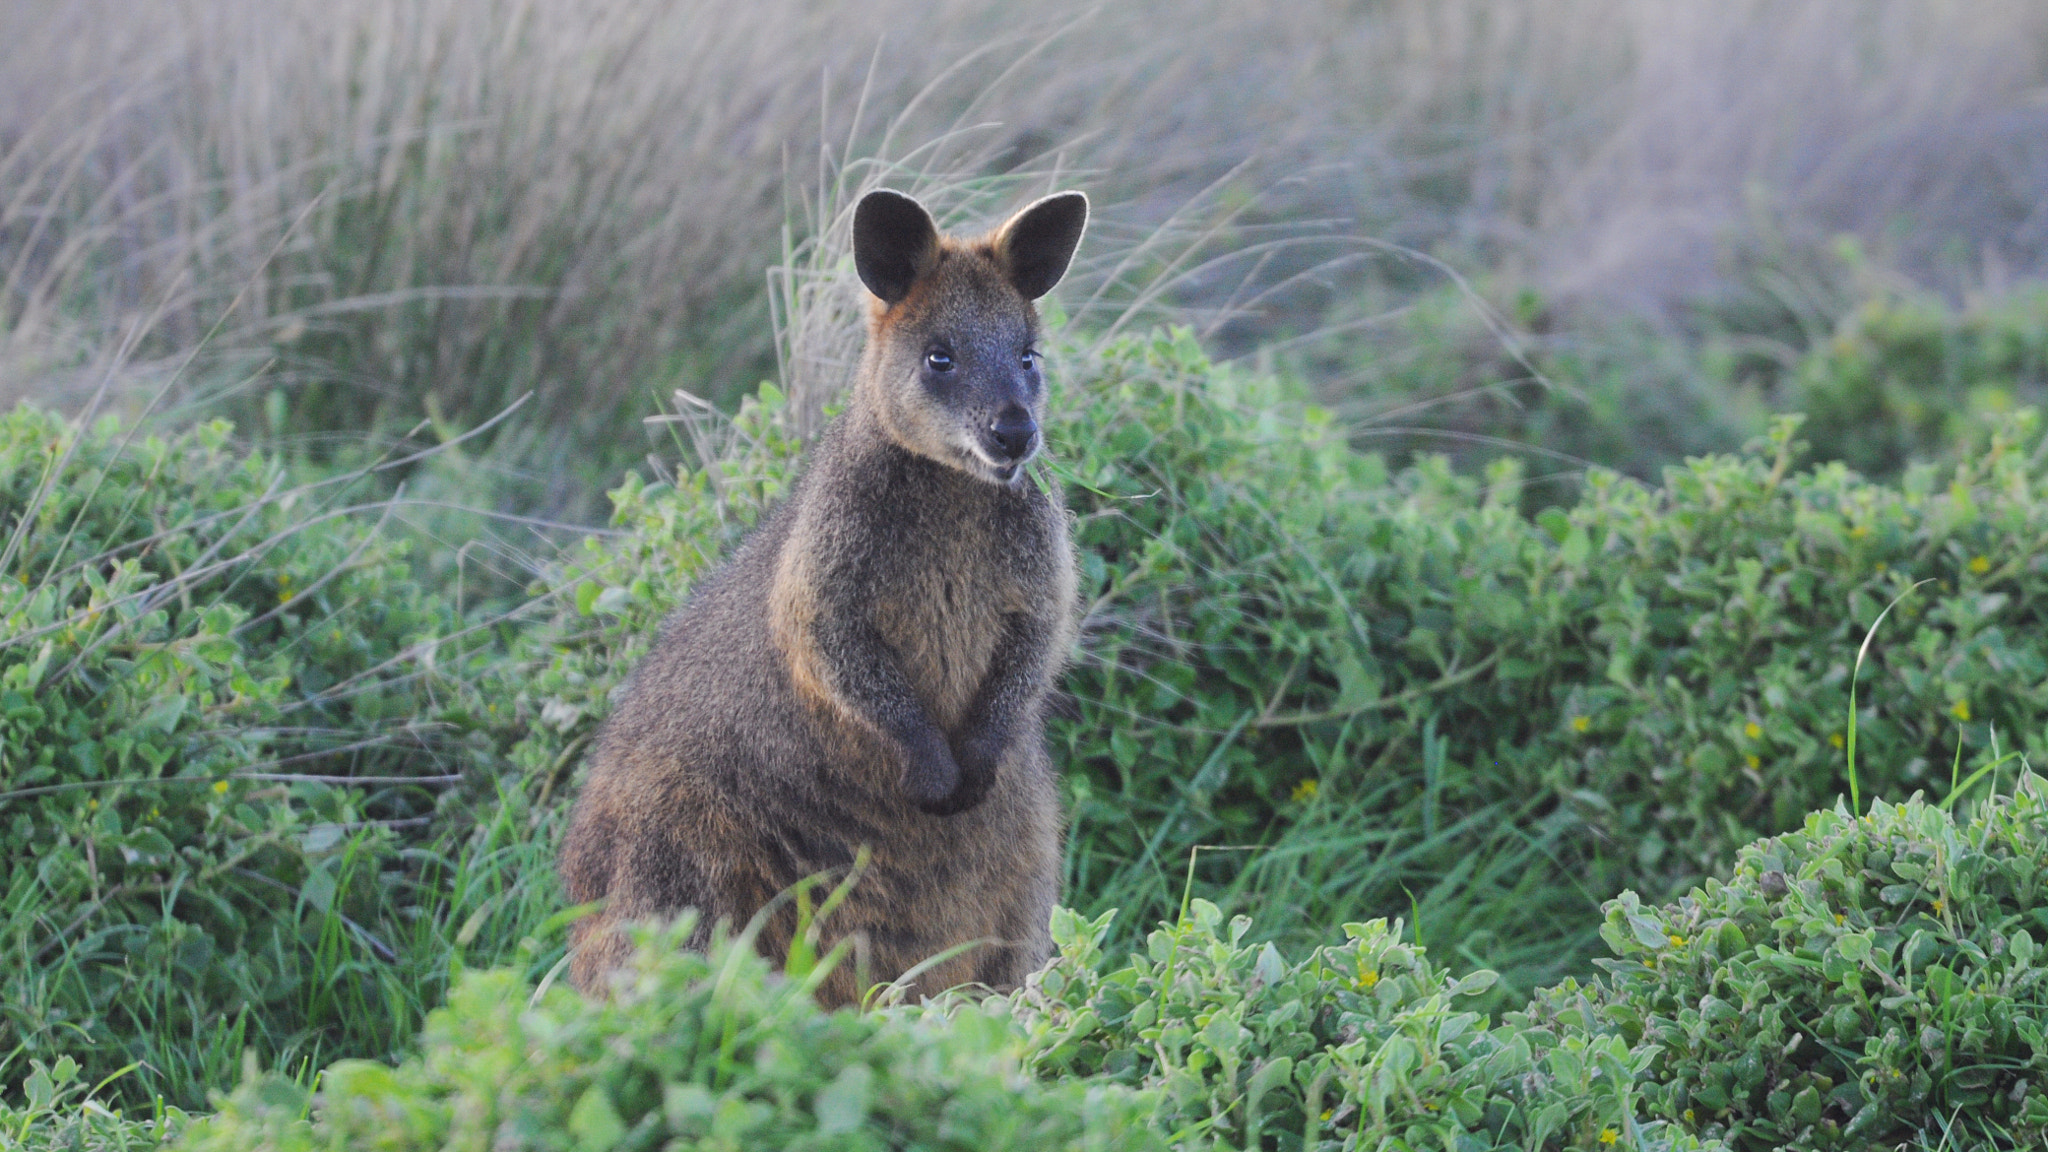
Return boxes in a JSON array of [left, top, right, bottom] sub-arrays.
[[853, 189, 940, 305], [995, 191, 1088, 300]]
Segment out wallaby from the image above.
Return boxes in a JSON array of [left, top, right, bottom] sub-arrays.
[[559, 188, 1089, 1006]]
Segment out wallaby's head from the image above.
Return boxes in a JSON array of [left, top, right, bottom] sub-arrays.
[[851, 188, 1088, 486]]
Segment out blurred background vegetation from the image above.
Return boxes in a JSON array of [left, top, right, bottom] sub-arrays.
[[5, 0, 2046, 507]]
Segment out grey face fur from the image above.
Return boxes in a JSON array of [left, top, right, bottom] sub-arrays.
[[895, 262, 1044, 486], [853, 190, 1089, 488]]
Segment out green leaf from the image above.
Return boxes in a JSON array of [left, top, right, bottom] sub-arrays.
[[1254, 942, 1286, 988], [2013, 930, 2037, 966], [301, 867, 336, 915], [814, 1064, 873, 1135], [1244, 1055, 1293, 1118], [1625, 910, 1667, 950], [1924, 964, 1960, 1005], [568, 1084, 627, 1150], [1836, 932, 1872, 964], [1451, 970, 1499, 997]]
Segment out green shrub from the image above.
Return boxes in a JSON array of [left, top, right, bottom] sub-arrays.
[[1049, 332, 2048, 986], [1288, 278, 2048, 503], [997, 780, 2048, 1150], [177, 917, 1167, 1152], [0, 406, 530, 1105], [1581, 785, 2048, 1150], [1289, 283, 1764, 487], [0, 1057, 186, 1152], [1790, 286, 2048, 478], [504, 327, 2048, 995], [998, 902, 1714, 1151]]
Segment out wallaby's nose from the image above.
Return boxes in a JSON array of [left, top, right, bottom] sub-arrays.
[[990, 408, 1038, 462]]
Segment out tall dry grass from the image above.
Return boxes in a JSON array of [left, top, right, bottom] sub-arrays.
[[1536, 0, 2048, 318], [1, 0, 2043, 491]]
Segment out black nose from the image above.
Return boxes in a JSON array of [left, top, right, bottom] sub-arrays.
[[990, 410, 1037, 462]]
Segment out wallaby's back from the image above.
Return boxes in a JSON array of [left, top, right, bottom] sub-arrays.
[[560, 188, 1089, 1004]]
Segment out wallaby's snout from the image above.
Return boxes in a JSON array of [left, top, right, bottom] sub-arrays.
[[987, 405, 1038, 464]]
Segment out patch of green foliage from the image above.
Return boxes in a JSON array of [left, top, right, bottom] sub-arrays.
[[0, 1055, 188, 1152], [1288, 283, 1766, 487], [999, 903, 1699, 1151], [1059, 332, 2048, 989], [1295, 279, 2048, 498], [1789, 287, 2048, 479], [0, 407, 560, 1107], [1584, 785, 2048, 1149], [176, 915, 1166, 1152], [998, 784, 2048, 1150], [47, 777, 2048, 1152]]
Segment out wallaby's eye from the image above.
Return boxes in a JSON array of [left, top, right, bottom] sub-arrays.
[[1020, 349, 1039, 369], [925, 350, 954, 372]]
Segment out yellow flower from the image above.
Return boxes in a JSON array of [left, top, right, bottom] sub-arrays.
[[1829, 732, 1845, 749], [213, 780, 230, 795], [1599, 1128, 1620, 1145], [1320, 1109, 1333, 1121], [1874, 562, 1887, 573], [1849, 524, 1870, 540], [1932, 899, 1945, 914], [1952, 700, 1972, 722], [1683, 1109, 1696, 1124], [1834, 913, 1844, 926], [1357, 970, 1380, 989], [1291, 778, 1320, 803], [1744, 722, 1762, 740], [1570, 715, 1591, 733], [1668, 934, 1687, 947], [1968, 555, 1991, 575], [87, 798, 98, 810], [1746, 754, 1761, 770]]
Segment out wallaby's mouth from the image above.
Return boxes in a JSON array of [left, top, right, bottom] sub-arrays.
[[965, 451, 1028, 487], [967, 433, 1038, 486]]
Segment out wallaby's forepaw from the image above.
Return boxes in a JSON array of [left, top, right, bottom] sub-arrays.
[[946, 728, 1004, 810], [900, 732, 967, 814]]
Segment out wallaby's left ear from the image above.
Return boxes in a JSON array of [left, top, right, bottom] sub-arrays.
[[854, 189, 941, 305], [995, 191, 1088, 300]]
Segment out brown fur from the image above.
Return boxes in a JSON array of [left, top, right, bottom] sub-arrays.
[[559, 189, 1088, 1005]]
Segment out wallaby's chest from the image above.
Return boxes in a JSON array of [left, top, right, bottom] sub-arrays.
[[864, 482, 1050, 730]]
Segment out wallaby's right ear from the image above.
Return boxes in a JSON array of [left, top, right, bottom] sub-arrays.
[[853, 190, 940, 305]]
